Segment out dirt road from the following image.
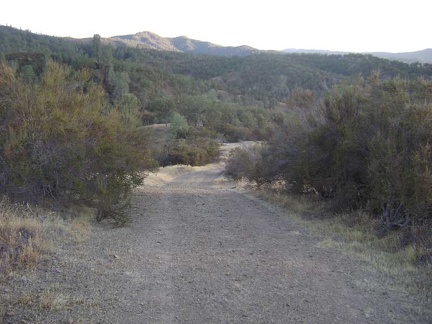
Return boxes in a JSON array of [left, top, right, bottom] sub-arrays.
[[2, 144, 428, 323]]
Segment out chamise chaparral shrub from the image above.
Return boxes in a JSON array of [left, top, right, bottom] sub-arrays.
[[232, 75, 432, 235], [225, 144, 266, 185], [161, 137, 220, 167], [0, 61, 155, 223]]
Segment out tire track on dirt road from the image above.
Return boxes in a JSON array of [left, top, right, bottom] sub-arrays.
[[115, 159, 420, 323]]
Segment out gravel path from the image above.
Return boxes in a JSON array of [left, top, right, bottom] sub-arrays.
[[1, 147, 429, 323]]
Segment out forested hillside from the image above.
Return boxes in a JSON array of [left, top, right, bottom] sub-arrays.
[[2, 26, 432, 113], [284, 48, 432, 64]]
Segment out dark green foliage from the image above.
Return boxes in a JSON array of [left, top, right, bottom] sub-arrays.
[[169, 112, 190, 139], [226, 76, 432, 255], [146, 94, 271, 141], [161, 138, 220, 167], [225, 145, 266, 185], [5, 52, 46, 77], [261, 76, 432, 228], [93, 34, 102, 64], [0, 61, 155, 224]]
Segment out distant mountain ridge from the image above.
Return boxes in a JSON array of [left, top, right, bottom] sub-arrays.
[[283, 48, 432, 64], [109, 31, 259, 56], [0, 24, 430, 62], [110, 31, 432, 62], [370, 49, 432, 64]]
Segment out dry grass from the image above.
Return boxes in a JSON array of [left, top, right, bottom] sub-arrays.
[[37, 291, 86, 311], [12, 289, 86, 312], [0, 197, 91, 280], [0, 197, 93, 320], [250, 185, 432, 303]]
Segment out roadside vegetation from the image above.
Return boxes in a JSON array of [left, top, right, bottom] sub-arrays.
[[0, 61, 156, 224], [0, 197, 91, 281], [225, 75, 432, 300], [252, 188, 432, 302]]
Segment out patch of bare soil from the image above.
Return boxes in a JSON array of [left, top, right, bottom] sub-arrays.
[[1, 143, 430, 323]]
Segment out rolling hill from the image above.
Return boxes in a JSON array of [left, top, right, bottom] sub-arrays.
[[109, 31, 259, 56], [111, 32, 432, 63], [283, 48, 432, 64]]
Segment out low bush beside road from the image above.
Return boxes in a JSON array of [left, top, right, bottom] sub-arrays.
[[0, 61, 156, 224], [225, 75, 432, 300]]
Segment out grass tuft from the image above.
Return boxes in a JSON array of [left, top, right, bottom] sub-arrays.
[[0, 197, 91, 280], [247, 184, 432, 303]]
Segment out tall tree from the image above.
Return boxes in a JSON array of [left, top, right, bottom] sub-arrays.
[[93, 34, 102, 64]]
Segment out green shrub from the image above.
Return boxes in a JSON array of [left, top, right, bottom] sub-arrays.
[[169, 112, 190, 139], [161, 137, 220, 166], [225, 144, 266, 185], [258, 76, 432, 228], [0, 61, 155, 224], [220, 124, 251, 142]]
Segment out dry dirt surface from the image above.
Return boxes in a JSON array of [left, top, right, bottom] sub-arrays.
[[1, 143, 430, 323]]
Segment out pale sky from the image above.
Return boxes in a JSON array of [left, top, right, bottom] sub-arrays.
[[1, 0, 430, 53]]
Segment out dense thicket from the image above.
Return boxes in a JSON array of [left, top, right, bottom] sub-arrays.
[[0, 61, 155, 223], [227, 76, 432, 232]]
